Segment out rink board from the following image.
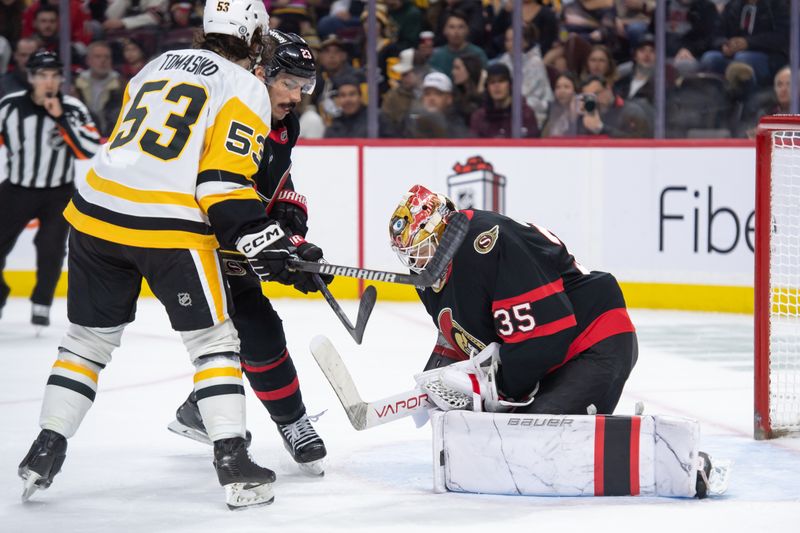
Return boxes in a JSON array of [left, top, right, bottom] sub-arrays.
[[0, 139, 758, 312]]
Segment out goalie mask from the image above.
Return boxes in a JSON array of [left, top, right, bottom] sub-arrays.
[[389, 185, 455, 273]]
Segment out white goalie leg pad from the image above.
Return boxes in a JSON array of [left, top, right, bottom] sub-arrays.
[[432, 411, 706, 497]]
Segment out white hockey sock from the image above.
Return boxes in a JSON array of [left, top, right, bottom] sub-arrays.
[[39, 349, 104, 439], [193, 354, 246, 441]]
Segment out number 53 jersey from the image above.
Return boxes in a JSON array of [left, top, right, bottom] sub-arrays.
[[65, 48, 271, 251], [418, 209, 636, 400]]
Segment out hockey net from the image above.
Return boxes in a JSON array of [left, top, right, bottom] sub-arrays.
[[755, 115, 800, 439]]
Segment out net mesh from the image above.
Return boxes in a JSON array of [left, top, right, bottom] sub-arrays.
[[769, 130, 800, 434]]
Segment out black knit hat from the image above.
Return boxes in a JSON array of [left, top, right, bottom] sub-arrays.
[[486, 62, 511, 82]]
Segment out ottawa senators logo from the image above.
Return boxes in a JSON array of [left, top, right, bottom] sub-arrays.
[[437, 308, 486, 357], [474, 225, 499, 254]]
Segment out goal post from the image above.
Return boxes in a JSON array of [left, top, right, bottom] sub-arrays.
[[755, 115, 800, 439]]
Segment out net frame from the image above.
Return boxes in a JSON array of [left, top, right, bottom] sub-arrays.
[[755, 115, 800, 439]]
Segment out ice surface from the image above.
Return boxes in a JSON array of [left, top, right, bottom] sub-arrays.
[[1, 298, 798, 533]]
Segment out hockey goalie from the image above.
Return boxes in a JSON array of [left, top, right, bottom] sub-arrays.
[[312, 184, 729, 499]]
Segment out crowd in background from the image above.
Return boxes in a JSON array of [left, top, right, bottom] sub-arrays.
[[0, 0, 795, 139]]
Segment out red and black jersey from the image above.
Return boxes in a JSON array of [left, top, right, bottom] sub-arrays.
[[253, 110, 301, 196], [418, 209, 635, 400]]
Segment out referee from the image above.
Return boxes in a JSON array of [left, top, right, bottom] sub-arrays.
[[0, 51, 100, 327]]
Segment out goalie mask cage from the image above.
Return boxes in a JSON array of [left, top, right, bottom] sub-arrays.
[[755, 115, 800, 439]]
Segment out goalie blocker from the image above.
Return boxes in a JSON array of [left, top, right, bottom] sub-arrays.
[[432, 411, 729, 498]]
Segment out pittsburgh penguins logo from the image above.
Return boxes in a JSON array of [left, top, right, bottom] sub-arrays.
[[474, 225, 499, 254], [437, 308, 486, 357]]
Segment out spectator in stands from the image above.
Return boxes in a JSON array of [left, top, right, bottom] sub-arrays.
[[120, 38, 147, 81], [415, 31, 436, 67], [73, 41, 124, 138], [406, 71, 470, 138], [662, 0, 720, 77], [168, 0, 201, 28], [582, 44, 618, 82], [428, 11, 488, 78], [29, 5, 60, 52], [358, 4, 401, 97], [431, 0, 487, 48], [615, 0, 654, 49], [103, 0, 168, 32], [740, 66, 793, 138], [313, 35, 361, 124], [381, 48, 423, 135], [1, 0, 25, 46], [699, 0, 789, 86], [269, 0, 316, 36], [385, 0, 423, 51], [494, 25, 554, 127], [561, 0, 618, 50], [451, 53, 484, 127], [579, 74, 653, 137], [493, 0, 559, 55], [542, 72, 581, 137], [22, 1, 90, 48], [470, 63, 540, 138], [316, 0, 362, 40], [0, 37, 38, 98], [324, 76, 368, 138], [615, 33, 657, 104]]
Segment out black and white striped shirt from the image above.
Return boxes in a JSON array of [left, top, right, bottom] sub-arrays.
[[0, 91, 100, 188]]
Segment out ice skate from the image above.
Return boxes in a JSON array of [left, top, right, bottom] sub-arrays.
[[278, 414, 327, 476], [695, 451, 731, 498], [31, 304, 50, 335], [18, 429, 67, 502], [213, 436, 275, 510], [167, 392, 251, 447]]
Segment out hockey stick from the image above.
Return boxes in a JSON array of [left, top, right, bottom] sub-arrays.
[[288, 211, 469, 287], [313, 274, 376, 344], [262, 164, 377, 342], [310, 335, 434, 430]]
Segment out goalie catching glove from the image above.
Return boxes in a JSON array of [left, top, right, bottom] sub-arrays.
[[415, 343, 536, 413]]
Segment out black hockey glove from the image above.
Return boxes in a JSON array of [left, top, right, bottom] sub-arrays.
[[288, 235, 334, 294], [235, 222, 304, 285], [270, 190, 308, 237]]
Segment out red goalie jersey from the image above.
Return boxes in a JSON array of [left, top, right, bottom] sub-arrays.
[[417, 209, 636, 404]]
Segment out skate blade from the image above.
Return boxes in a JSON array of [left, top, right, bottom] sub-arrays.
[[224, 482, 275, 510], [708, 460, 733, 496], [21, 471, 43, 502], [298, 459, 325, 477], [167, 420, 212, 446]]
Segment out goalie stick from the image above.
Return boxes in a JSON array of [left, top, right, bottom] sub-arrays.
[[310, 335, 434, 430], [289, 211, 469, 287]]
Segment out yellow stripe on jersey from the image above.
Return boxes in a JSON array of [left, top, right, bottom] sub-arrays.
[[199, 96, 268, 179], [194, 366, 243, 383], [197, 187, 260, 213], [106, 84, 132, 143], [53, 360, 99, 383], [197, 249, 225, 322], [64, 201, 220, 250], [86, 168, 199, 208]]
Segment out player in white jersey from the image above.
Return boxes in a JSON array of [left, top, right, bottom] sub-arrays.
[[17, 0, 302, 510]]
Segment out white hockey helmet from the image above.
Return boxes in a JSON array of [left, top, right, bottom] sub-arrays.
[[203, 0, 269, 45]]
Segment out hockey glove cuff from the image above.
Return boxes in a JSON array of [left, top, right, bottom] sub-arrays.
[[271, 190, 308, 237], [235, 223, 303, 285]]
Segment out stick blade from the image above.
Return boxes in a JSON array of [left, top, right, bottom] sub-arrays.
[[310, 335, 368, 430], [352, 285, 377, 344]]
